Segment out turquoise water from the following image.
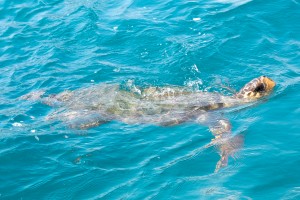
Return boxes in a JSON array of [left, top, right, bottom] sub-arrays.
[[0, 0, 300, 199]]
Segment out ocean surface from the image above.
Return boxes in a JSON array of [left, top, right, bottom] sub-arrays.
[[0, 0, 300, 199]]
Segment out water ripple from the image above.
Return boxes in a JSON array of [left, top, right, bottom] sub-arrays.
[[0, 0, 299, 199]]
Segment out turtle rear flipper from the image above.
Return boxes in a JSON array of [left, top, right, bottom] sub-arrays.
[[156, 111, 190, 126], [66, 112, 109, 129], [47, 110, 109, 129], [68, 118, 108, 129], [41, 90, 73, 107], [158, 118, 185, 126], [20, 90, 62, 107], [21, 90, 72, 107], [20, 90, 45, 101]]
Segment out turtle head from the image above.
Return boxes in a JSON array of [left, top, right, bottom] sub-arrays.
[[235, 76, 276, 100]]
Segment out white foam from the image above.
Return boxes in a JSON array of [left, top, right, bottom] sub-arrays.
[[12, 122, 22, 127], [214, 0, 251, 6], [192, 64, 200, 73], [185, 79, 203, 88], [113, 67, 120, 72]]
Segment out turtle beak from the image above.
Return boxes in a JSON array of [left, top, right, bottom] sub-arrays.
[[261, 76, 276, 92]]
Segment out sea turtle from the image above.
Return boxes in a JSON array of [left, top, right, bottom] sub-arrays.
[[22, 75, 276, 171]]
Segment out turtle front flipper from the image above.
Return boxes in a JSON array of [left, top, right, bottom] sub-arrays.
[[195, 113, 231, 137], [214, 134, 244, 172], [205, 117, 232, 172], [196, 114, 243, 172], [215, 151, 228, 172]]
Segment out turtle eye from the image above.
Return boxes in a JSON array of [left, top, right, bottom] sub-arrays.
[[254, 84, 265, 93]]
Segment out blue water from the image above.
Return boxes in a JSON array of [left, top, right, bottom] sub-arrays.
[[1, 0, 300, 199]]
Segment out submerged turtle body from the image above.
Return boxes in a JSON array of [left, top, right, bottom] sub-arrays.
[[43, 76, 275, 128], [22, 76, 276, 171], [45, 84, 240, 127]]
